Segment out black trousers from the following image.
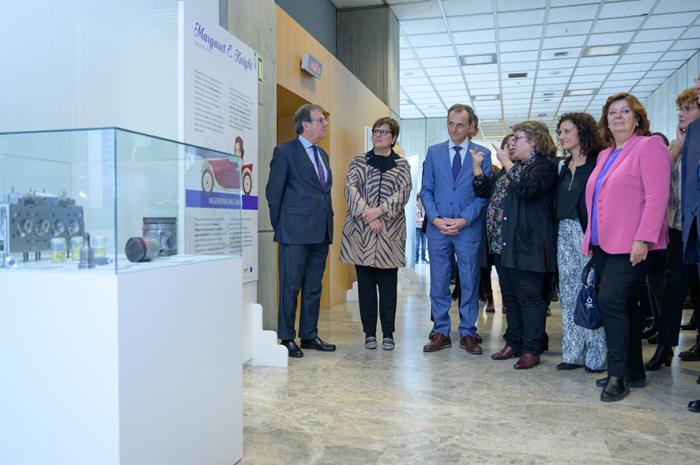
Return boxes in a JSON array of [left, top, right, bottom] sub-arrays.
[[356, 265, 398, 338], [593, 247, 649, 378], [277, 242, 329, 341], [658, 228, 698, 345], [495, 258, 547, 355]]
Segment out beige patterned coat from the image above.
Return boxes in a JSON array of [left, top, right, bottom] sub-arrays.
[[340, 153, 412, 269]]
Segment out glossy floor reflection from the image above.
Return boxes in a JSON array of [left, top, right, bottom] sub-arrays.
[[241, 265, 700, 465]]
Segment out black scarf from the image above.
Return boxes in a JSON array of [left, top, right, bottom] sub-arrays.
[[366, 149, 399, 172]]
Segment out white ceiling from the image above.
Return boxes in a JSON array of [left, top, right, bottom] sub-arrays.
[[331, 0, 700, 141]]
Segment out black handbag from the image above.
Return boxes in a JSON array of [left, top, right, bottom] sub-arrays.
[[574, 258, 603, 330]]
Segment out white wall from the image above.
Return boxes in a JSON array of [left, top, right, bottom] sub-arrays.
[[645, 51, 700, 140]]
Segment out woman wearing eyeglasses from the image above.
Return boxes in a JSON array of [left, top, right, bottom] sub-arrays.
[[582, 93, 671, 402], [340, 117, 412, 350], [473, 121, 558, 369]]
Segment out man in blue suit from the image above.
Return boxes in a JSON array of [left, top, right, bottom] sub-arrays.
[[681, 74, 700, 411], [265, 103, 336, 358], [421, 104, 491, 354]]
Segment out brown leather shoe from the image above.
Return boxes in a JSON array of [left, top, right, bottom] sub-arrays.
[[423, 333, 452, 352], [459, 335, 483, 354], [491, 345, 520, 360], [514, 353, 540, 369]]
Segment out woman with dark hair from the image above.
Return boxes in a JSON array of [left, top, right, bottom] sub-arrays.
[[340, 117, 411, 350], [234, 136, 245, 157], [555, 112, 607, 372], [583, 93, 671, 402], [473, 122, 558, 369]]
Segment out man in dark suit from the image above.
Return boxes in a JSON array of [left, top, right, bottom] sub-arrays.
[[681, 73, 700, 412], [265, 104, 336, 358]]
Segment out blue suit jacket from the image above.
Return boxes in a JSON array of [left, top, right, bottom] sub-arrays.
[[681, 118, 700, 263], [420, 140, 492, 241], [265, 138, 334, 244]]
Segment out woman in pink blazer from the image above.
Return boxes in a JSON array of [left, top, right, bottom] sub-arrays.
[[582, 92, 671, 402]]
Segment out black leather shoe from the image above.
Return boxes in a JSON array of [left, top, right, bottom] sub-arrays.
[[281, 340, 303, 358], [556, 362, 583, 370], [679, 337, 700, 361], [641, 323, 658, 340], [644, 345, 674, 370], [596, 376, 646, 388], [300, 336, 336, 352], [601, 376, 629, 402], [688, 400, 700, 412]]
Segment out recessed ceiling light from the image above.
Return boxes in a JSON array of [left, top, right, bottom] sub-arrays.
[[554, 51, 569, 57], [583, 44, 627, 57], [566, 89, 597, 96], [459, 54, 497, 66], [472, 94, 501, 101], [404, 71, 415, 77], [543, 92, 555, 97], [537, 113, 549, 118], [508, 72, 528, 78], [543, 98, 551, 102], [548, 70, 562, 76]]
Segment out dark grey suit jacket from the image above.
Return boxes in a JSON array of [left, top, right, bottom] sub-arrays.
[[681, 118, 700, 263], [266, 138, 333, 244]]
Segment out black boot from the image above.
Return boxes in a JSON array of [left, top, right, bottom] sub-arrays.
[[679, 336, 700, 361], [644, 345, 674, 370], [600, 376, 630, 402]]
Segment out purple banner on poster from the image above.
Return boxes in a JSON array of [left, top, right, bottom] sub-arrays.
[[242, 195, 258, 210], [186, 189, 241, 209]]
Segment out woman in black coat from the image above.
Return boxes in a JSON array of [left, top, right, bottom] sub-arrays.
[[472, 121, 558, 369]]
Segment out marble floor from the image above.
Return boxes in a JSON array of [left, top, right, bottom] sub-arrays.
[[241, 265, 700, 465]]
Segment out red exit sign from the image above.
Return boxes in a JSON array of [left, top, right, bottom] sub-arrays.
[[301, 53, 323, 79]]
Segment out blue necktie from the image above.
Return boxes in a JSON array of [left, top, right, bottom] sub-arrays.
[[452, 146, 462, 181], [311, 145, 326, 187]]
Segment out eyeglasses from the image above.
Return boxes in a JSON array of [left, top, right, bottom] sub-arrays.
[[310, 117, 327, 125], [678, 106, 698, 114], [511, 135, 527, 143], [372, 129, 392, 136]]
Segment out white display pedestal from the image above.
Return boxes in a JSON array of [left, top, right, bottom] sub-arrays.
[[0, 258, 243, 465]]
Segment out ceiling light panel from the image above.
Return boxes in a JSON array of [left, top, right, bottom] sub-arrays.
[[592, 17, 644, 33], [500, 39, 541, 52], [542, 36, 586, 49], [442, 0, 493, 15], [402, 18, 447, 35], [626, 41, 673, 53], [545, 21, 592, 37], [498, 9, 545, 28], [451, 30, 496, 44], [447, 14, 494, 32], [407, 33, 451, 47], [541, 48, 581, 60], [499, 26, 543, 41], [549, 5, 597, 23], [644, 12, 696, 29], [599, 0, 654, 19]]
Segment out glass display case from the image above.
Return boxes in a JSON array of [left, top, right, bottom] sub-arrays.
[[0, 127, 242, 273]]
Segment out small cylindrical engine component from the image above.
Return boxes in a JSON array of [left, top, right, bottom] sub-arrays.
[[125, 236, 160, 263]]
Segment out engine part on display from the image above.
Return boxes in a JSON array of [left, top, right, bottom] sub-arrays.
[[142, 217, 177, 256], [50, 237, 67, 263], [0, 191, 85, 265], [78, 233, 95, 269], [125, 236, 160, 263]]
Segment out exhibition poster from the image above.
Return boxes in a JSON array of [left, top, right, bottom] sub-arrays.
[[181, 5, 258, 283]]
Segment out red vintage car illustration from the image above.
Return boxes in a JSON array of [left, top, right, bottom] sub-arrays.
[[201, 158, 241, 193]]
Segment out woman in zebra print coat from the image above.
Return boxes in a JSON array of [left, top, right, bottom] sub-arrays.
[[340, 117, 412, 350]]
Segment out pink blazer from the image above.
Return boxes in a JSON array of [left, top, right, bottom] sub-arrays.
[[582, 134, 671, 256]]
